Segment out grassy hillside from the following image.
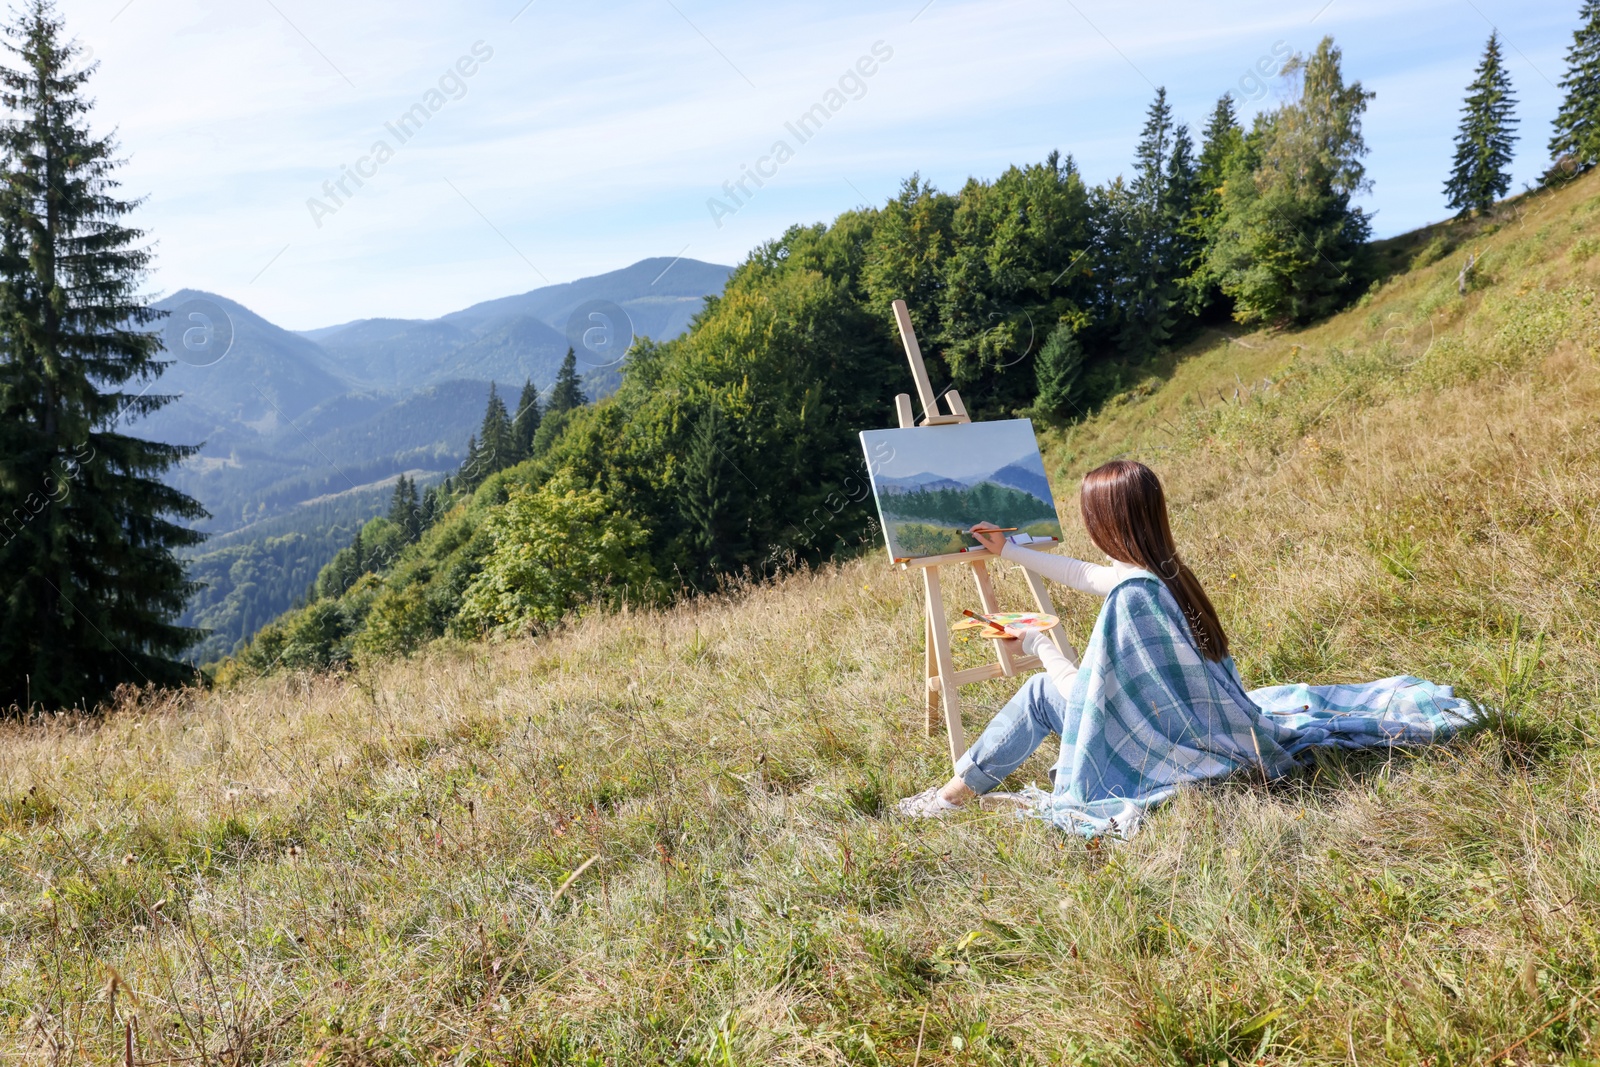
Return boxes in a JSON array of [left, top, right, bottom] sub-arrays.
[[6, 173, 1600, 1064]]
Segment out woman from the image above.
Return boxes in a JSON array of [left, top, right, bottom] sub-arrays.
[[897, 460, 1479, 837]]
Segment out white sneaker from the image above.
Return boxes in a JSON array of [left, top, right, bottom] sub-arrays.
[[895, 786, 961, 818]]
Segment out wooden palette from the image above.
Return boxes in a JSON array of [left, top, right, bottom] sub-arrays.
[[953, 611, 1060, 638]]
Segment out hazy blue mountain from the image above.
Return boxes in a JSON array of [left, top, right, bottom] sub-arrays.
[[436, 315, 571, 386], [439, 256, 730, 338], [159, 379, 491, 532], [879, 473, 969, 494], [304, 257, 734, 392], [313, 318, 473, 388], [136, 258, 731, 536], [877, 457, 1052, 503], [131, 258, 732, 663], [134, 289, 347, 447]]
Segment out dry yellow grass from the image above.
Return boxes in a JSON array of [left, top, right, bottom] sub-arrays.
[[6, 173, 1600, 1064]]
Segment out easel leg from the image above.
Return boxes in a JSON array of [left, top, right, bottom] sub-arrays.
[[923, 610, 938, 735], [922, 568, 966, 770], [969, 560, 1018, 677], [1020, 568, 1079, 667]]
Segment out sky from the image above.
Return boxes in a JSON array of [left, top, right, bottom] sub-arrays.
[[865, 420, 1045, 482], [63, 0, 1579, 331]]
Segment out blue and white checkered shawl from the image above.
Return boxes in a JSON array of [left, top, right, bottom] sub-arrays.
[[1021, 570, 1482, 838]]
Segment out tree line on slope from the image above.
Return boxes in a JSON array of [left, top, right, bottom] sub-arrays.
[[7, 0, 1600, 708], [228, 12, 1600, 675], [223, 38, 1389, 674], [239, 12, 1600, 676]]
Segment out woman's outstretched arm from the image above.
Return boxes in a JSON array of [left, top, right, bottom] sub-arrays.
[[968, 522, 1118, 596], [999, 542, 1119, 596]]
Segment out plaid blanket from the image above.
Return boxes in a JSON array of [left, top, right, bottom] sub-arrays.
[[1020, 571, 1482, 838]]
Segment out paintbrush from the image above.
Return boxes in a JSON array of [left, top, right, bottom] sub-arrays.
[[961, 608, 1012, 635], [963, 526, 1018, 534]]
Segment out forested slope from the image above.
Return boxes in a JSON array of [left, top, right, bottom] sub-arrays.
[[220, 40, 1385, 674]]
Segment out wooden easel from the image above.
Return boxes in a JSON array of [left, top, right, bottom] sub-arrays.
[[886, 299, 1075, 771]]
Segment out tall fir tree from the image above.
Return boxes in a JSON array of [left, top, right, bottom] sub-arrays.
[[1131, 87, 1176, 209], [387, 473, 421, 543], [546, 348, 587, 416], [1111, 87, 1196, 357], [1033, 323, 1085, 420], [1445, 32, 1519, 215], [0, 1, 205, 711], [1182, 94, 1245, 316], [461, 383, 514, 488], [510, 378, 541, 461], [1550, 0, 1600, 173]]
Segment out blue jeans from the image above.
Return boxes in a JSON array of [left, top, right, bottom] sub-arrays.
[[953, 673, 1067, 793]]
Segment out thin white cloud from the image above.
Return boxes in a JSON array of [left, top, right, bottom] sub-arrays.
[[58, 0, 1577, 329]]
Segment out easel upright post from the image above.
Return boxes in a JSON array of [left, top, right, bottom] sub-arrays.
[[885, 299, 1074, 774]]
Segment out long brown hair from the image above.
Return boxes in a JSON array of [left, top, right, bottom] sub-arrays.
[[1078, 460, 1230, 661]]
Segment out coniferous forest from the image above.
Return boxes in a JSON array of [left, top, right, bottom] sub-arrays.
[[4, 0, 1600, 701]]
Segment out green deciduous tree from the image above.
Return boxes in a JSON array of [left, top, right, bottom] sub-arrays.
[[1206, 37, 1374, 325], [1446, 32, 1519, 215], [0, 1, 205, 711], [1550, 0, 1600, 173], [457, 472, 654, 636]]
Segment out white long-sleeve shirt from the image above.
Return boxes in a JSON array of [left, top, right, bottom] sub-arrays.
[[999, 542, 1146, 693]]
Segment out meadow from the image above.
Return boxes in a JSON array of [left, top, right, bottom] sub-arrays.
[[5, 170, 1600, 1064]]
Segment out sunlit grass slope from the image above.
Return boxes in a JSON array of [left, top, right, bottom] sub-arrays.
[[6, 172, 1600, 1064]]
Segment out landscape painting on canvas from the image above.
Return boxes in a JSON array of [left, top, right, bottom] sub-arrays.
[[860, 419, 1063, 560]]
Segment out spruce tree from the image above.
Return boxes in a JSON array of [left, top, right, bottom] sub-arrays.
[[1445, 32, 1518, 215], [1182, 94, 1244, 315], [1131, 87, 1175, 209], [387, 473, 420, 542], [1033, 323, 1085, 419], [510, 378, 541, 461], [479, 383, 513, 468], [1113, 87, 1195, 356], [1162, 127, 1200, 306], [680, 404, 739, 579], [461, 384, 514, 488], [546, 348, 587, 416], [1550, 0, 1600, 172], [0, 1, 205, 711]]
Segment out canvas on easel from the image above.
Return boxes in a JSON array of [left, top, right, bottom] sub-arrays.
[[862, 300, 1079, 771], [861, 419, 1064, 561]]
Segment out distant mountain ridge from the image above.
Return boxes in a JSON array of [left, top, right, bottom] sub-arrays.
[[132, 257, 733, 662], [137, 257, 733, 535]]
